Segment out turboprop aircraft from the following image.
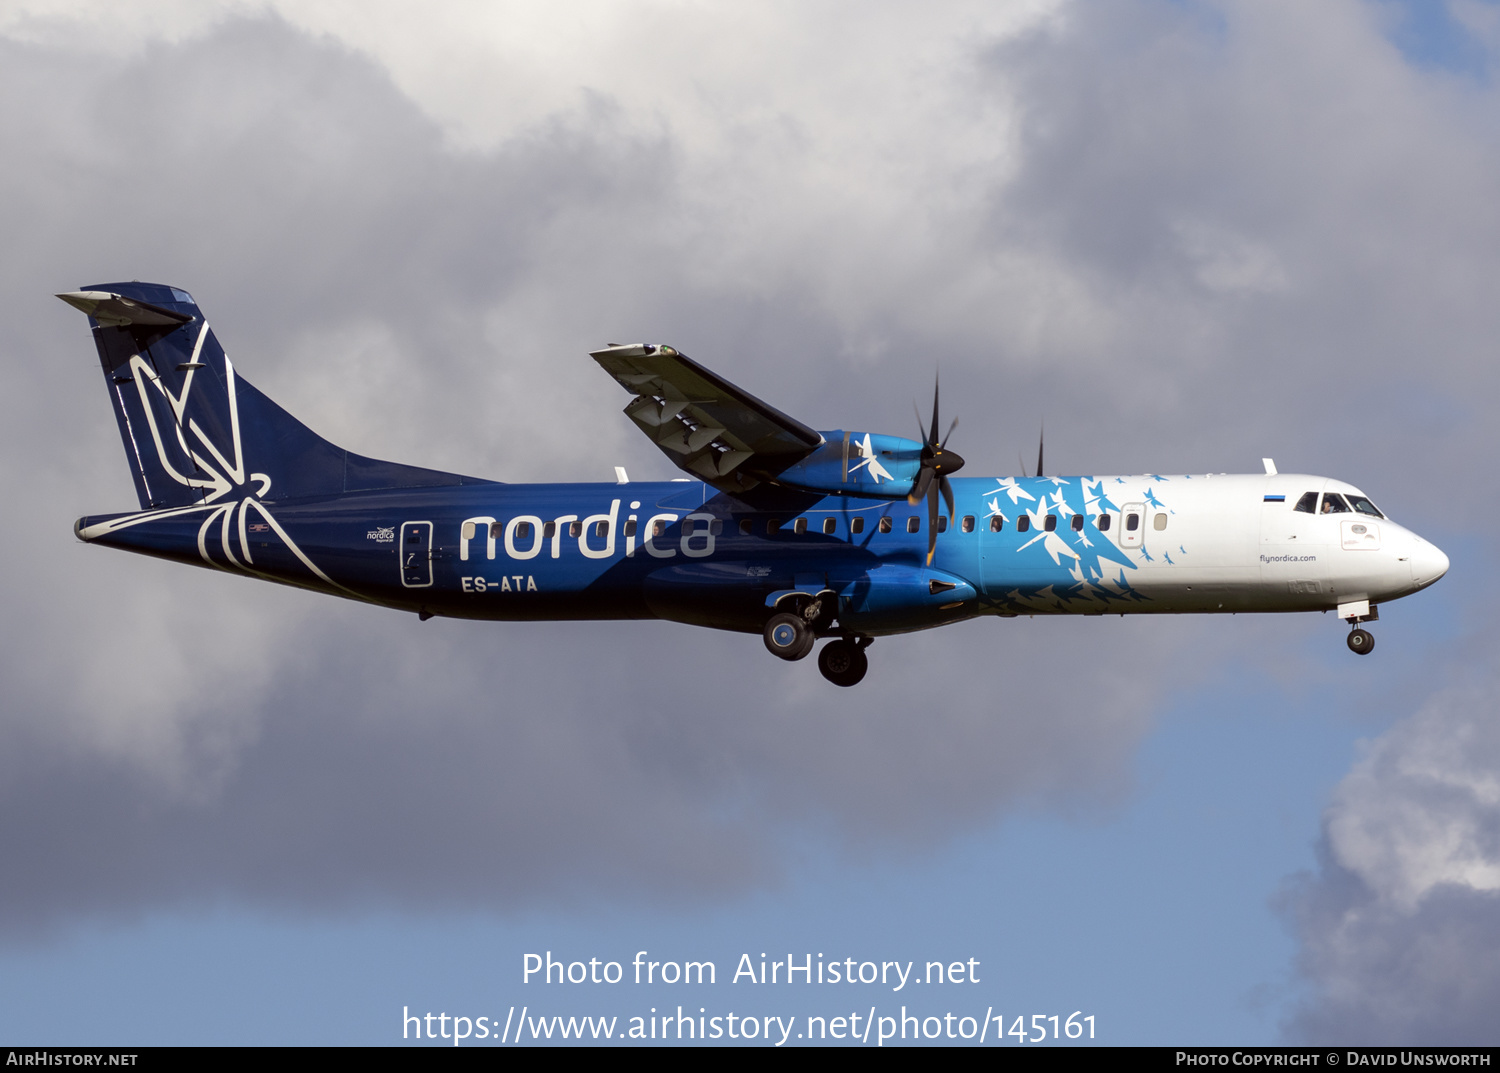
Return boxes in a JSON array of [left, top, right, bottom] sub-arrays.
[[60, 281, 1449, 686]]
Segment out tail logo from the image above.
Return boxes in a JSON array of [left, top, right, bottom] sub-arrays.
[[119, 321, 273, 504], [83, 321, 352, 594]]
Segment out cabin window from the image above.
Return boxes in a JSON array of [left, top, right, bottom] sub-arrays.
[[593, 521, 608, 538], [794, 517, 807, 534], [906, 516, 920, 533], [710, 519, 724, 535], [822, 517, 836, 535], [851, 517, 865, 535], [739, 518, 752, 535], [543, 521, 557, 539], [936, 516, 947, 533], [569, 521, 582, 538], [623, 519, 637, 537], [1071, 514, 1084, 532], [1294, 492, 1318, 513], [989, 515, 1003, 532], [1320, 493, 1350, 514], [652, 520, 666, 538], [961, 515, 974, 533], [1097, 514, 1111, 532], [462, 521, 476, 540], [879, 517, 893, 534], [1044, 515, 1057, 532], [1017, 516, 1030, 533], [509, 521, 528, 540], [767, 518, 780, 535], [1346, 495, 1384, 518], [1125, 514, 1139, 532], [1153, 513, 1168, 531]]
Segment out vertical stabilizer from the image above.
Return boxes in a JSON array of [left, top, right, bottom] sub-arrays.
[[60, 282, 490, 509]]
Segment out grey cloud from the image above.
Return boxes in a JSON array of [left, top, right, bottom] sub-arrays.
[[970, 0, 1500, 500]]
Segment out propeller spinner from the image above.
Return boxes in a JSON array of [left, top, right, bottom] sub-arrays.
[[907, 379, 965, 564]]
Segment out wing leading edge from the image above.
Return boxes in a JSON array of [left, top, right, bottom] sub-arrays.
[[591, 343, 822, 493]]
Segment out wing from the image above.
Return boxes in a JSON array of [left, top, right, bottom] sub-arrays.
[[591, 344, 823, 493]]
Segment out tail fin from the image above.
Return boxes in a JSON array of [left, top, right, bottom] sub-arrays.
[[59, 282, 491, 509]]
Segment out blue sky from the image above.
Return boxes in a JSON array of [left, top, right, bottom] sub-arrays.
[[3, 0, 1499, 1047]]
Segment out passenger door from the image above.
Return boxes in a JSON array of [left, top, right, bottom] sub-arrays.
[[400, 521, 434, 588]]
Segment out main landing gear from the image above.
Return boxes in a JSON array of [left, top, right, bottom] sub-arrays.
[[763, 612, 817, 661], [817, 638, 870, 687], [1347, 628, 1374, 655], [761, 595, 872, 686]]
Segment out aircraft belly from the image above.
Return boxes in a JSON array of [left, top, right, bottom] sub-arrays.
[[642, 560, 786, 632], [1125, 567, 1265, 612]]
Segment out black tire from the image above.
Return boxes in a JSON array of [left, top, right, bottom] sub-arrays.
[[818, 640, 869, 686], [764, 613, 809, 661], [1347, 628, 1374, 655]]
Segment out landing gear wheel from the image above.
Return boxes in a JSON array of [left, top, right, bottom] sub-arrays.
[[1347, 628, 1374, 655], [818, 639, 869, 686], [764, 613, 811, 661]]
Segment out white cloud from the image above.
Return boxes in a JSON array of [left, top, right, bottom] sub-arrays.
[[1280, 678, 1500, 1044], [1327, 685, 1500, 912]]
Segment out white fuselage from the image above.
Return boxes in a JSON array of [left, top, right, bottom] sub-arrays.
[[964, 472, 1446, 617]]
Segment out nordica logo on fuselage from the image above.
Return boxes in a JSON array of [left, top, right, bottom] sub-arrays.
[[456, 502, 718, 562]]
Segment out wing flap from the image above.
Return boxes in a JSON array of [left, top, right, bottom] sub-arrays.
[[592, 344, 822, 492]]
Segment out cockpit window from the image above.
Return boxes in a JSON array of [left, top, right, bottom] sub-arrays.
[[1294, 492, 1318, 514], [1345, 495, 1385, 519], [1320, 493, 1350, 514]]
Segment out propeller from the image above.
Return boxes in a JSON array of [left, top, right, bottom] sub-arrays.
[[907, 377, 965, 564]]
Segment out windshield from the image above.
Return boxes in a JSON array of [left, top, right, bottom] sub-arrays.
[[1344, 494, 1385, 519]]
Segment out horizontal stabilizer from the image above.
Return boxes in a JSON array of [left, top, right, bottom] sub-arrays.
[[57, 290, 192, 329]]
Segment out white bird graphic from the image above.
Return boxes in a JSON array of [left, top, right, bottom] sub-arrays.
[[848, 433, 894, 483]]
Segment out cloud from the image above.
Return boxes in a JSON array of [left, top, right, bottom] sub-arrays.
[[1280, 679, 1500, 1044]]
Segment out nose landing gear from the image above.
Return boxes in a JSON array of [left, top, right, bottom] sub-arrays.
[[1339, 601, 1378, 656]]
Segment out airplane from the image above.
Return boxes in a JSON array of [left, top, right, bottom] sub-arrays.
[[58, 281, 1450, 687]]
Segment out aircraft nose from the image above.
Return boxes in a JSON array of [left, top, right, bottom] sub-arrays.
[[1409, 538, 1450, 591]]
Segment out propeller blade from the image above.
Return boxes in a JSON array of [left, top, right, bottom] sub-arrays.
[[926, 479, 939, 564], [940, 475, 955, 523], [908, 465, 934, 506], [941, 416, 959, 449], [1018, 452, 1028, 478], [929, 378, 941, 446], [1036, 426, 1045, 478]]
